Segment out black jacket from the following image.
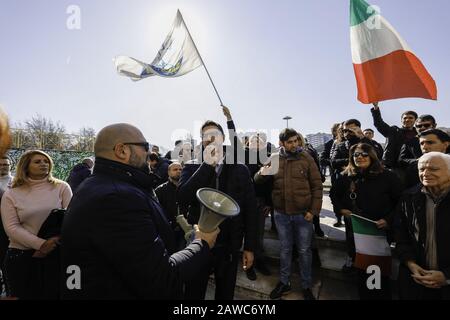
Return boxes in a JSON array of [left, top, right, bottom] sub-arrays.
[[67, 163, 91, 192], [371, 108, 417, 168], [177, 161, 257, 253], [320, 139, 334, 167], [152, 158, 171, 187], [398, 138, 422, 169], [226, 120, 272, 201], [330, 170, 403, 223], [155, 180, 188, 227], [61, 158, 210, 300], [395, 185, 450, 298], [331, 137, 383, 173]]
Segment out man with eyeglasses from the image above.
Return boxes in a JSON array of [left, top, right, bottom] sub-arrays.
[[61, 123, 218, 299], [403, 129, 449, 188], [398, 115, 437, 172], [331, 119, 382, 174], [370, 102, 418, 170], [0, 156, 13, 296]]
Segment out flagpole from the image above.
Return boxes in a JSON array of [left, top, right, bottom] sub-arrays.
[[178, 10, 224, 106]]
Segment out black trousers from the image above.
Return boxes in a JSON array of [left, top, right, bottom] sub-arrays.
[[3, 248, 60, 300], [254, 197, 267, 261], [184, 247, 239, 300], [357, 269, 391, 300]]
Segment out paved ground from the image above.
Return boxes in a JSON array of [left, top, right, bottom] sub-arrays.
[[205, 186, 362, 300]]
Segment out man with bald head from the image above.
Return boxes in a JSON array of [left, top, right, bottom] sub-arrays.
[[396, 152, 450, 300], [155, 162, 186, 250], [61, 123, 218, 300]]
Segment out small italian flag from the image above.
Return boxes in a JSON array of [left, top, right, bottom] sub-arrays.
[[350, 0, 437, 104], [351, 215, 392, 276]]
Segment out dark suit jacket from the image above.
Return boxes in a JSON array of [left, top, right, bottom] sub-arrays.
[[61, 158, 210, 300], [177, 161, 257, 253]]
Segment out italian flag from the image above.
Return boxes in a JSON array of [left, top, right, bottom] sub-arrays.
[[351, 215, 392, 276], [350, 0, 437, 104]]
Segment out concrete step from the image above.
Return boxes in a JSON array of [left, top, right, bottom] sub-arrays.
[[206, 261, 360, 300]]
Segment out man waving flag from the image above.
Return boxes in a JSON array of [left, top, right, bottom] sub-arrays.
[[115, 10, 202, 80], [350, 0, 437, 104]]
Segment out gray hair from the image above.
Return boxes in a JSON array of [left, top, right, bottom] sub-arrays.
[[418, 152, 450, 173]]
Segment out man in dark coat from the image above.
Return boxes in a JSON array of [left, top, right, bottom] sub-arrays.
[[396, 152, 450, 300], [398, 115, 437, 170], [66, 158, 93, 192], [363, 128, 384, 158], [155, 162, 186, 251], [60, 123, 218, 300], [331, 119, 382, 173], [177, 119, 257, 300], [147, 152, 171, 187], [403, 129, 450, 189], [370, 103, 418, 169]]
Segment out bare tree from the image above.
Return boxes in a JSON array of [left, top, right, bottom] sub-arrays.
[[75, 127, 96, 151], [13, 114, 66, 150]]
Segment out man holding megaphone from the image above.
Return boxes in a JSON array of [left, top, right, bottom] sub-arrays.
[[177, 118, 258, 300]]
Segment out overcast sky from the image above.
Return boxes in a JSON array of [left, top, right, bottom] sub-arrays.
[[1, 0, 448, 149]]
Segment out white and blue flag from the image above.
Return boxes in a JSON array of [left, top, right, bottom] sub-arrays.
[[115, 10, 202, 80]]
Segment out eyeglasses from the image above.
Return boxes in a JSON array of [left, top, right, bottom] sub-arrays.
[[122, 142, 150, 152], [353, 152, 369, 158], [415, 123, 433, 129]]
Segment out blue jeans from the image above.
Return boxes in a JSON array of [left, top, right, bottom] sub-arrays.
[[274, 210, 313, 289]]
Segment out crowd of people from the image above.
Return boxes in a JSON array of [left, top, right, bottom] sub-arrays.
[[0, 103, 449, 300]]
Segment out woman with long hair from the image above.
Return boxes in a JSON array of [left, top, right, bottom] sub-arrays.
[[1, 150, 72, 299], [330, 143, 403, 299]]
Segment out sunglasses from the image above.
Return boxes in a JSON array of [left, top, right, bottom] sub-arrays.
[[343, 129, 354, 134], [353, 152, 369, 158], [415, 123, 433, 129], [123, 142, 150, 152]]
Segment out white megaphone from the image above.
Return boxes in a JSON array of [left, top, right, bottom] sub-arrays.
[[176, 188, 240, 243], [196, 188, 240, 233]]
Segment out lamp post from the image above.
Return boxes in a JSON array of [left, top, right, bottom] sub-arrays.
[[283, 116, 292, 128]]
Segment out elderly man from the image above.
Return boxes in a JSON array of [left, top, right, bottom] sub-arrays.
[[396, 152, 450, 300], [61, 123, 218, 299]]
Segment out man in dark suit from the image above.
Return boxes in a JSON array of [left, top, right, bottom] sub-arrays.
[[60, 123, 218, 299], [177, 120, 257, 300]]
